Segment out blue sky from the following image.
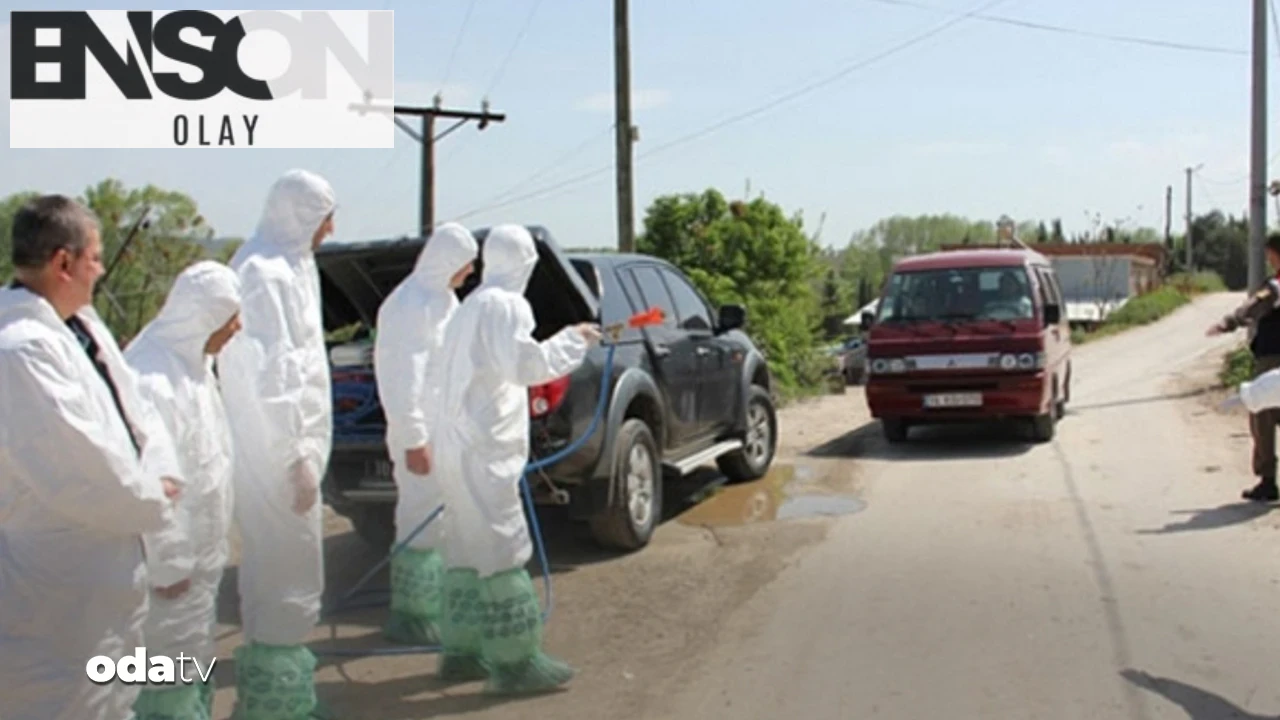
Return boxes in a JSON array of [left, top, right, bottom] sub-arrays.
[[1, 0, 1275, 248]]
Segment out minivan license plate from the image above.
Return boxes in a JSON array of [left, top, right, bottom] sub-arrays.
[[923, 392, 982, 408]]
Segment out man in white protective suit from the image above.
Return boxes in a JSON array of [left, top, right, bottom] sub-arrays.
[[0, 194, 183, 720], [374, 222, 478, 645], [427, 224, 601, 693], [216, 169, 337, 719], [124, 260, 243, 719]]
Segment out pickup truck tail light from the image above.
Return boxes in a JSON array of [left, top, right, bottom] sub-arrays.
[[530, 376, 571, 417]]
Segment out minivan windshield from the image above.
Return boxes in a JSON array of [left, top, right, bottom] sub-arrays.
[[877, 266, 1035, 323]]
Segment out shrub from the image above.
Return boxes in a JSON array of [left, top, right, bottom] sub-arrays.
[[1220, 345, 1255, 389]]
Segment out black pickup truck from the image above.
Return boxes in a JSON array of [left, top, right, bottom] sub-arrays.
[[316, 226, 778, 552]]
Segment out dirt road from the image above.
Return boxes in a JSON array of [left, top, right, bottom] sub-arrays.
[[213, 291, 1278, 719]]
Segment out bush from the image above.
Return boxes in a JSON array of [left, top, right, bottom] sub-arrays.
[[1220, 345, 1255, 388], [1104, 285, 1190, 326], [1168, 271, 1227, 295]]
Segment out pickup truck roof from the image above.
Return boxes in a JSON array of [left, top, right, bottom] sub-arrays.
[[314, 225, 600, 335]]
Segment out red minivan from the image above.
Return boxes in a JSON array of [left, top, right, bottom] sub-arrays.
[[862, 247, 1072, 443]]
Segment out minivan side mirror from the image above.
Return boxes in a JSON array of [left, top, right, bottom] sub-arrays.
[[718, 304, 746, 332], [1043, 303, 1061, 326], [860, 310, 875, 331]]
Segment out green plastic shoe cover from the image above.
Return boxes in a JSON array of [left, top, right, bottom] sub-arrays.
[[384, 547, 444, 644], [197, 674, 215, 717], [478, 568, 574, 695], [133, 681, 210, 720], [230, 642, 326, 720], [437, 567, 490, 681]]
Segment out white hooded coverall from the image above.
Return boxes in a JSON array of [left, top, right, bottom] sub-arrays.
[[215, 169, 335, 717], [124, 261, 241, 714], [426, 224, 589, 693], [0, 288, 181, 720], [374, 223, 478, 642], [377, 222, 478, 552]]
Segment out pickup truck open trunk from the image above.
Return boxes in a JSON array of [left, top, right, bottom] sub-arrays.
[[313, 225, 600, 547]]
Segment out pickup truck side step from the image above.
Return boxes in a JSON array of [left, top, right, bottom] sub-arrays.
[[664, 439, 744, 476]]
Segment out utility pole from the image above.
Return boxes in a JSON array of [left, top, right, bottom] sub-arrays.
[[1185, 166, 1194, 272], [351, 96, 506, 235], [1249, 0, 1269, 292], [1164, 185, 1173, 250], [614, 0, 636, 253]]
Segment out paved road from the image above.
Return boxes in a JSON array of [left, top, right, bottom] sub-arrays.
[[654, 292, 1280, 720]]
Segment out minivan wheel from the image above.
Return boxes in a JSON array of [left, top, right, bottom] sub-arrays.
[[589, 418, 663, 551], [1030, 389, 1059, 444], [718, 385, 778, 483], [882, 417, 909, 443]]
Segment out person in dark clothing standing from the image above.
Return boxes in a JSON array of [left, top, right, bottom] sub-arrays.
[[1207, 233, 1280, 502]]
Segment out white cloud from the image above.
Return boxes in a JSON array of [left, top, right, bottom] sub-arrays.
[[575, 88, 671, 113]]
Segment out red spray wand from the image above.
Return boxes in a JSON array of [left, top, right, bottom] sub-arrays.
[[604, 307, 666, 342]]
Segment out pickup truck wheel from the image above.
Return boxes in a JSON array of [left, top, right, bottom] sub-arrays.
[[351, 505, 395, 554], [589, 419, 662, 551], [718, 386, 777, 483]]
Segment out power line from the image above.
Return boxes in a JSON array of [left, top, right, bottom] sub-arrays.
[[867, 0, 1247, 56], [440, 0, 478, 90], [1271, 0, 1280, 64], [476, 124, 616, 209], [454, 0, 1008, 219], [484, 0, 545, 99]]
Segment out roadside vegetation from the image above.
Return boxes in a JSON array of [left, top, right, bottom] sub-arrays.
[[1220, 345, 1255, 389], [1070, 271, 1227, 345]]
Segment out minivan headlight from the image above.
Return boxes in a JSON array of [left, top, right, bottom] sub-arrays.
[[870, 358, 907, 375], [999, 352, 1045, 370]]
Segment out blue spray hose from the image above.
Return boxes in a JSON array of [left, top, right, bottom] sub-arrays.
[[313, 340, 619, 658]]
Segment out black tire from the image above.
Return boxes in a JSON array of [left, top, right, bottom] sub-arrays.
[[882, 417, 909, 443], [351, 504, 395, 554], [589, 419, 663, 551], [1030, 388, 1059, 444], [718, 385, 778, 482]]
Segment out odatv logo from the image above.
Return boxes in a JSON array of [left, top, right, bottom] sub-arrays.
[[8, 10, 395, 149], [85, 648, 216, 685]]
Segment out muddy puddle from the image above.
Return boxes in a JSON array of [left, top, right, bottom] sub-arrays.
[[675, 464, 866, 528]]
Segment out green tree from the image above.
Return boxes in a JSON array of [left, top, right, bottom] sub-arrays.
[[0, 181, 219, 342], [637, 188, 825, 394], [0, 191, 41, 281]]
